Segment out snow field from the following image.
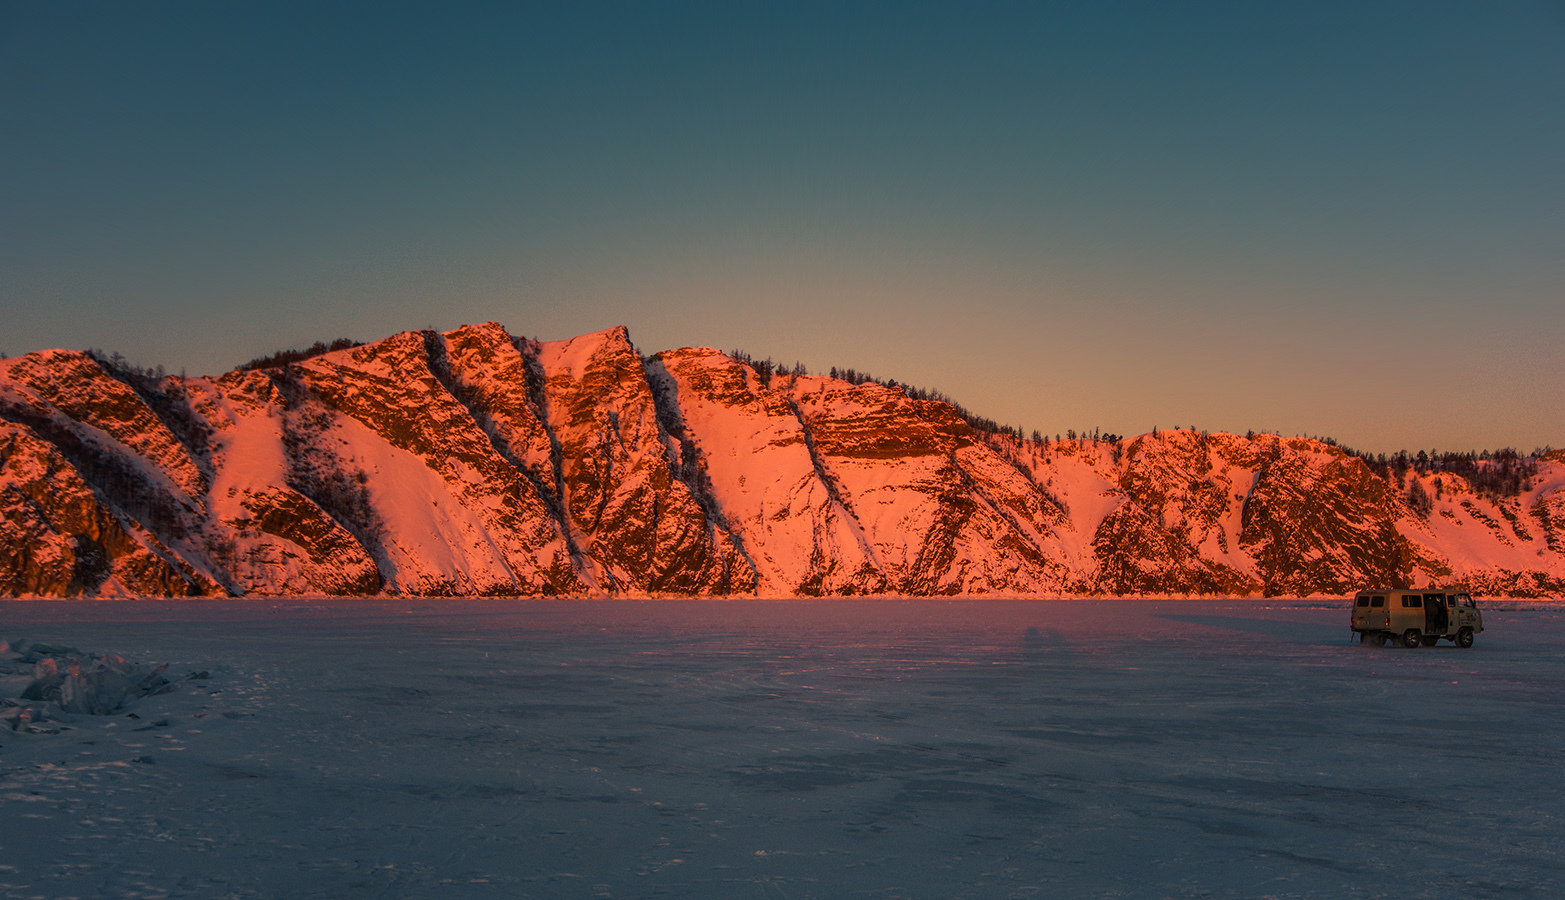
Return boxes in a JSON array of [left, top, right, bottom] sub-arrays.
[[1, 599, 1561, 899]]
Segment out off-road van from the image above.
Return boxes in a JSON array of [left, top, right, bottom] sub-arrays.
[[1350, 589, 1483, 648]]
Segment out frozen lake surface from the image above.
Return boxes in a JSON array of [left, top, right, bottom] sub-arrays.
[[2, 599, 1562, 899]]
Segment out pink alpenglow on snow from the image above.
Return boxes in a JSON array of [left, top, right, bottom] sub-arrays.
[[1, 324, 1562, 598]]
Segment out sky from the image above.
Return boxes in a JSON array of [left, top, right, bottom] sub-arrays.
[[2, 2, 1561, 455]]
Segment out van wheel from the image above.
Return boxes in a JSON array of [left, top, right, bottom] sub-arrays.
[[1401, 630, 1422, 648], [1372, 633, 1388, 647], [1456, 628, 1474, 649]]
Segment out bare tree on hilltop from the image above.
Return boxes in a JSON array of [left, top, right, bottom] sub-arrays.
[[734, 349, 1042, 442], [1338, 444, 1544, 500], [238, 338, 363, 372]]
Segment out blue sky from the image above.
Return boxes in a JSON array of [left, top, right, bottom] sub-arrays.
[[3, 1, 1561, 453]]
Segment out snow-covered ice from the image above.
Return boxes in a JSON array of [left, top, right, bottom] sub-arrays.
[[1, 598, 1561, 899]]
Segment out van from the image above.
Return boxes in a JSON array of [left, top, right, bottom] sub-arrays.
[[1350, 589, 1483, 648]]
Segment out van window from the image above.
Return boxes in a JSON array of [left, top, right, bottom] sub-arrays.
[[1356, 597, 1369, 607], [1371, 596, 1385, 608], [1446, 598, 1455, 607], [1402, 596, 1423, 608]]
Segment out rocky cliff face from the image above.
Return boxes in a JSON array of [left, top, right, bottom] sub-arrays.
[[3, 324, 1561, 598]]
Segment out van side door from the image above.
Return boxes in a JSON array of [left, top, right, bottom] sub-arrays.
[[1423, 593, 1450, 634]]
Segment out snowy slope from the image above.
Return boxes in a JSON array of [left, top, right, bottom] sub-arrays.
[[654, 349, 878, 595], [534, 330, 750, 596]]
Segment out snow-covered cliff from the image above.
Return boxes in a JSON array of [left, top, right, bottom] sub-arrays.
[[3, 324, 1561, 597]]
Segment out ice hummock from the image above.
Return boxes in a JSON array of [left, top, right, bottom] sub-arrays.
[[0, 638, 194, 725]]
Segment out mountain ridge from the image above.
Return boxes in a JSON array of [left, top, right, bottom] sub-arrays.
[[3, 323, 1561, 598]]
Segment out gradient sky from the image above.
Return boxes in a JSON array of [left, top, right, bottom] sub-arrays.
[[3, 2, 1561, 454]]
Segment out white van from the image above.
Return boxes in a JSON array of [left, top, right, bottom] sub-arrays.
[[1350, 589, 1484, 648]]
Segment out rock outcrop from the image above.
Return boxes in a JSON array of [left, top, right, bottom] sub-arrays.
[[2, 324, 1561, 597]]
